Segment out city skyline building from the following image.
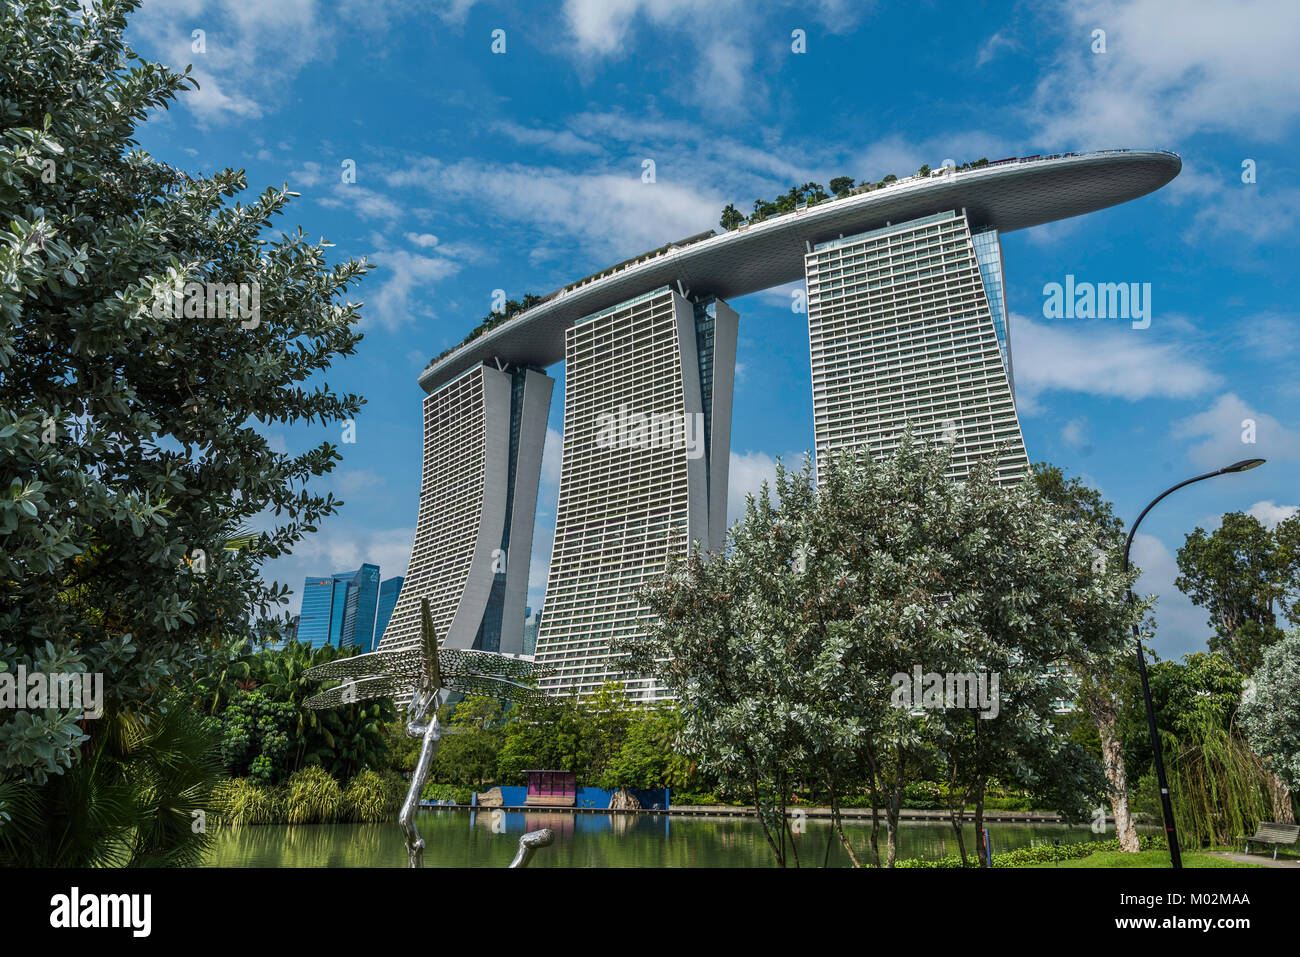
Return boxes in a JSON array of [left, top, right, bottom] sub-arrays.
[[378, 361, 553, 661], [375, 576, 404, 647], [297, 563, 381, 651], [804, 209, 1028, 483], [386, 150, 1180, 704], [523, 605, 540, 656], [532, 286, 737, 701]]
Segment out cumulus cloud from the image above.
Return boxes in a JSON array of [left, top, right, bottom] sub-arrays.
[[1245, 500, 1299, 529], [385, 157, 721, 262], [1028, 0, 1300, 147], [364, 247, 463, 332], [1010, 313, 1220, 414], [727, 449, 782, 525], [559, 0, 868, 114], [1170, 393, 1300, 470], [262, 524, 416, 614]]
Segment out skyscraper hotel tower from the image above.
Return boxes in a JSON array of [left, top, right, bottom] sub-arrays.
[[381, 150, 1182, 699]]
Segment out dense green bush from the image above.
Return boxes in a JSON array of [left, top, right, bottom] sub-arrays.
[[284, 766, 343, 824], [421, 782, 472, 805], [219, 689, 295, 783], [213, 777, 284, 826], [344, 769, 405, 823]]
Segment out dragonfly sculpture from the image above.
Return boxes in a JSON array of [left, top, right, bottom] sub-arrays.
[[304, 597, 552, 868]]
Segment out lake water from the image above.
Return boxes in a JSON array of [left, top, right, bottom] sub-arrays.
[[202, 809, 1106, 867]]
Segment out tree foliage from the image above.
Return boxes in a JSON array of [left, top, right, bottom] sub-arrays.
[[629, 437, 1143, 866], [1240, 628, 1300, 794], [1175, 511, 1300, 674], [0, 0, 369, 781]]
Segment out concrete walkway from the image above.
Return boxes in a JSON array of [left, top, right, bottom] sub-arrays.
[[1206, 850, 1299, 868]]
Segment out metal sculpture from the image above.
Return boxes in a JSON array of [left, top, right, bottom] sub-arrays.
[[509, 828, 555, 868], [304, 598, 551, 868]]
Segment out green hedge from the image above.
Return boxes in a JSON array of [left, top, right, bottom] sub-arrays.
[[213, 770, 407, 825], [895, 834, 1168, 868]]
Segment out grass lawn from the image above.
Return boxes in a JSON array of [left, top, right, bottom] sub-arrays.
[[1027, 850, 1259, 868]]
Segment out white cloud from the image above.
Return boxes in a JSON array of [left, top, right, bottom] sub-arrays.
[[559, 0, 869, 113], [132, 0, 331, 123], [386, 157, 721, 261], [1245, 500, 1299, 529], [1029, 0, 1300, 147], [727, 449, 781, 525], [262, 524, 415, 614], [976, 31, 1017, 67], [1010, 313, 1220, 413], [541, 427, 563, 489], [1171, 393, 1300, 470], [365, 247, 463, 331], [334, 469, 387, 494], [492, 121, 603, 156], [1060, 417, 1089, 450]]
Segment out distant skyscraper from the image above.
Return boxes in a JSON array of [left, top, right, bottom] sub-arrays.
[[533, 286, 737, 701], [296, 562, 381, 651], [375, 576, 404, 646], [333, 563, 381, 651], [523, 605, 541, 656], [804, 209, 1027, 484]]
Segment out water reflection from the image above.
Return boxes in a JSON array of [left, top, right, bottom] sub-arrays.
[[203, 810, 1108, 868]]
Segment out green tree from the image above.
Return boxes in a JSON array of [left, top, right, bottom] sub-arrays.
[[1239, 628, 1300, 820], [829, 176, 855, 196], [0, 0, 368, 784], [719, 203, 744, 230], [1030, 463, 1145, 852], [1176, 512, 1299, 673], [430, 695, 504, 788], [218, 688, 294, 783], [632, 436, 1138, 867]]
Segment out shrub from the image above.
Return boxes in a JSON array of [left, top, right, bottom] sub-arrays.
[[895, 834, 1167, 868], [284, 767, 343, 824], [214, 778, 285, 826], [421, 782, 471, 805], [344, 770, 405, 823]]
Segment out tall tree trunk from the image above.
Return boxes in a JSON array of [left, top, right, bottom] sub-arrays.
[[1097, 703, 1140, 852], [886, 743, 904, 867], [825, 770, 861, 867], [1268, 771, 1295, 824], [866, 756, 883, 868], [973, 777, 988, 868]]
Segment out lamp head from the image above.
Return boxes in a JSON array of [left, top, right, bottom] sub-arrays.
[[1221, 458, 1266, 474]]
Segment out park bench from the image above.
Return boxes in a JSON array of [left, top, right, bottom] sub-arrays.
[[1239, 822, 1300, 860]]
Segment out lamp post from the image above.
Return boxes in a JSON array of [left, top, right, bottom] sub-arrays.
[[1122, 458, 1265, 869]]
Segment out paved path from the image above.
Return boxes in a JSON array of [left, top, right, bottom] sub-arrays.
[[1206, 850, 1299, 868]]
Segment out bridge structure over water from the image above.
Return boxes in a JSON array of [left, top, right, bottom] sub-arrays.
[[377, 149, 1182, 701]]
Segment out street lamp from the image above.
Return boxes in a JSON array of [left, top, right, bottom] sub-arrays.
[[1122, 457, 1265, 869]]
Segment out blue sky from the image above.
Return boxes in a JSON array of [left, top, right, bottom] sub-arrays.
[[126, 0, 1300, 661]]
